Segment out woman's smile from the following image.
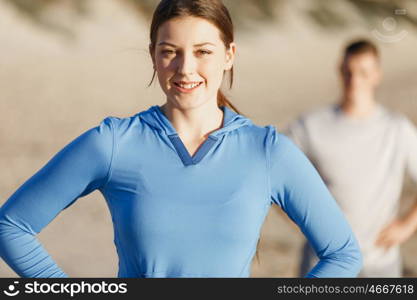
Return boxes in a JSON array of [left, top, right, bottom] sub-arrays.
[[173, 81, 204, 93]]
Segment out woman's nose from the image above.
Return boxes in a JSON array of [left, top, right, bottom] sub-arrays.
[[177, 52, 197, 75]]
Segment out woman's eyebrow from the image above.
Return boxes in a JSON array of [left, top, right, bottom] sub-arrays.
[[194, 42, 216, 47], [157, 41, 216, 47], [157, 41, 176, 47]]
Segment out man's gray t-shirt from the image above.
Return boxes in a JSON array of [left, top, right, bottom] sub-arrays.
[[286, 103, 417, 277]]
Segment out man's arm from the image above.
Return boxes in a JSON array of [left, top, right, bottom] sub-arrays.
[[376, 199, 417, 249], [376, 116, 417, 249]]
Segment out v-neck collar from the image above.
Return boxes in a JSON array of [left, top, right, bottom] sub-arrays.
[[154, 105, 231, 166], [138, 105, 252, 166], [153, 105, 237, 136]]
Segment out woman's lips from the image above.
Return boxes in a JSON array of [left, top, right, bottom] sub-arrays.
[[173, 81, 203, 93]]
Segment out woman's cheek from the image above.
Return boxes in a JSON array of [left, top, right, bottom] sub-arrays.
[[209, 67, 227, 88], [202, 61, 224, 85], [155, 56, 172, 71]]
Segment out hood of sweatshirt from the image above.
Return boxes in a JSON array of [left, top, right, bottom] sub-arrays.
[[138, 105, 252, 166]]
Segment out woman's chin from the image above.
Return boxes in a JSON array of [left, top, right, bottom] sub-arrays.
[[168, 96, 213, 110]]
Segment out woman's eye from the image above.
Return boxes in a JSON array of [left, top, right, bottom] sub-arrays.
[[161, 49, 175, 55], [197, 49, 212, 55]]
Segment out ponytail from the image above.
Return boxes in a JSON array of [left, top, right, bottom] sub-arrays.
[[217, 67, 241, 115], [217, 90, 241, 115]]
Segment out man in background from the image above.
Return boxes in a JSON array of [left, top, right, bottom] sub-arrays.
[[286, 39, 417, 277]]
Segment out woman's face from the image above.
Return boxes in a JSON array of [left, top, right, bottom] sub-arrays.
[[151, 16, 235, 110]]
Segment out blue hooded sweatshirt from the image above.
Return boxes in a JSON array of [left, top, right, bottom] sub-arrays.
[[0, 105, 362, 278]]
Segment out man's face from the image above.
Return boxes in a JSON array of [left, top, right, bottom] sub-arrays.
[[341, 52, 382, 94]]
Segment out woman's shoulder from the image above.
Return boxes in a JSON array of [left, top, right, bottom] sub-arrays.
[[239, 122, 297, 155], [252, 124, 302, 158], [98, 111, 147, 135], [245, 122, 290, 143]]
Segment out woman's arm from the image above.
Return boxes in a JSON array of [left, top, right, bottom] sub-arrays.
[[267, 127, 362, 277], [0, 117, 115, 277]]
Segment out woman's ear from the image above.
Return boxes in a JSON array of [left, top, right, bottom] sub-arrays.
[[225, 42, 236, 71], [149, 43, 156, 68]]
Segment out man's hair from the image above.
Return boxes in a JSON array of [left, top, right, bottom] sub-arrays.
[[344, 39, 379, 59]]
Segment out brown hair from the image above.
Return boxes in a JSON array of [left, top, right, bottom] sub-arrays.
[[344, 39, 379, 60], [148, 0, 241, 114]]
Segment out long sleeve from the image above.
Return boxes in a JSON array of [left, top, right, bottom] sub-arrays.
[[267, 127, 362, 277], [0, 117, 115, 277]]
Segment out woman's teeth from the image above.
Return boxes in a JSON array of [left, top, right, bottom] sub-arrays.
[[175, 82, 202, 89]]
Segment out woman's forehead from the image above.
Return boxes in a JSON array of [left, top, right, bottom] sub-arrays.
[[156, 16, 223, 45]]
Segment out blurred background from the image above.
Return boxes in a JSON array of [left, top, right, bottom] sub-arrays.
[[1, 0, 417, 277]]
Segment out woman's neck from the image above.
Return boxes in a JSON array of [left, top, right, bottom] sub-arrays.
[[160, 101, 224, 141]]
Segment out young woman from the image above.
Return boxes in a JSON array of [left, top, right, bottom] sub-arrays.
[[0, 0, 362, 278]]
